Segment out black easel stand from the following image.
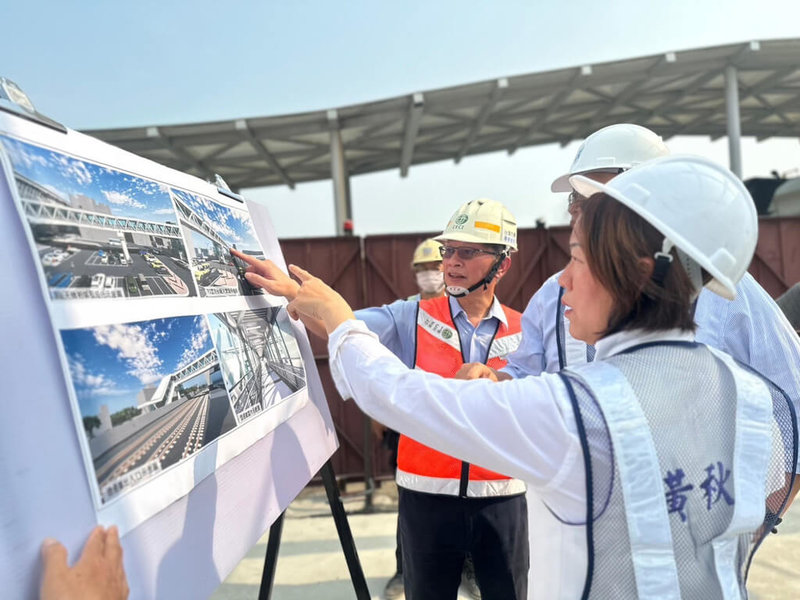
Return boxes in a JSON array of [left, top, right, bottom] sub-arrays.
[[258, 458, 371, 599]]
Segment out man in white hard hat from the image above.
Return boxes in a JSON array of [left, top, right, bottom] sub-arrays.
[[454, 123, 800, 599], [234, 199, 528, 600]]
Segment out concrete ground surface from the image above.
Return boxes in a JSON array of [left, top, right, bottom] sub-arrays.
[[211, 481, 800, 600]]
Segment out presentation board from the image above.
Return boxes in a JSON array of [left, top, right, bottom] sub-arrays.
[[0, 106, 338, 599]]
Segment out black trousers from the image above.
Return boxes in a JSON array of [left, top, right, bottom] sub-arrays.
[[383, 429, 403, 573], [398, 487, 528, 600]]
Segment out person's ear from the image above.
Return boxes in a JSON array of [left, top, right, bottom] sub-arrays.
[[638, 256, 655, 285], [496, 256, 512, 279]]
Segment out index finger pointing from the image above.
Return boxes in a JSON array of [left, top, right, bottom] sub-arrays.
[[288, 264, 313, 282], [229, 248, 258, 266]]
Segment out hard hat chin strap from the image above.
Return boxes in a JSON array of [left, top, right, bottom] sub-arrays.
[[651, 238, 675, 287], [446, 253, 507, 298], [651, 238, 704, 299]]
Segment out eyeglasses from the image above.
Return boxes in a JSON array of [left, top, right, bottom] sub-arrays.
[[567, 191, 588, 208], [439, 246, 499, 260]]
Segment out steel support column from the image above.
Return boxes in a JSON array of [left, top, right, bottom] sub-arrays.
[[328, 110, 353, 236], [725, 65, 743, 178]]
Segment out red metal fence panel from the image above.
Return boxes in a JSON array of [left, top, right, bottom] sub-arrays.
[[279, 237, 368, 479], [496, 226, 571, 313], [363, 232, 441, 307], [751, 217, 800, 298]]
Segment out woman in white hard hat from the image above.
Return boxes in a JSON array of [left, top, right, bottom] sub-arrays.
[[281, 156, 797, 599], [465, 123, 800, 598]]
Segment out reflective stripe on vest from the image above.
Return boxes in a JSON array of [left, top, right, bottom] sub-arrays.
[[396, 295, 524, 497], [706, 347, 772, 599], [396, 468, 527, 496], [575, 360, 682, 599]]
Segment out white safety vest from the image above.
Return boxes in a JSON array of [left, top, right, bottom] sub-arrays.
[[552, 341, 795, 599]]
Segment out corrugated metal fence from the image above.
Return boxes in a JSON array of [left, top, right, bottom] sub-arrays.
[[281, 217, 800, 482]]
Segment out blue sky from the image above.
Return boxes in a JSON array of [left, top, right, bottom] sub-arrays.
[[2, 1, 799, 237], [1, 135, 178, 223], [172, 188, 261, 251], [61, 315, 214, 418]]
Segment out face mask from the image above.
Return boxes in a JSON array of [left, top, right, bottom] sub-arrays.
[[415, 270, 444, 294]]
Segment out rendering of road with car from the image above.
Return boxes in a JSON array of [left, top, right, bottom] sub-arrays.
[[39, 244, 195, 299]]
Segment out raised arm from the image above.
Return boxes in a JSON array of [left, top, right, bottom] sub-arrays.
[[229, 249, 329, 339], [286, 264, 356, 332]]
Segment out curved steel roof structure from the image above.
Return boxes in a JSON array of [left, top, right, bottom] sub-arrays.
[[83, 38, 800, 232]]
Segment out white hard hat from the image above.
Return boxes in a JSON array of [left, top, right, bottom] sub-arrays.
[[551, 124, 670, 192], [570, 155, 757, 300], [412, 239, 443, 265], [435, 198, 518, 251]]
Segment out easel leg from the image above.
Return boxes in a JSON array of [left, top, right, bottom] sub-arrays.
[[257, 511, 285, 600], [257, 459, 371, 599], [363, 416, 374, 512], [321, 458, 372, 600]]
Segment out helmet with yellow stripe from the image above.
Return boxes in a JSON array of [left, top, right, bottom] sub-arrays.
[[434, 198, 518, 252]]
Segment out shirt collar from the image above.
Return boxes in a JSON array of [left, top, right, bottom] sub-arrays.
[[448, 295, 508, 327], [594, 328, 695, 361]]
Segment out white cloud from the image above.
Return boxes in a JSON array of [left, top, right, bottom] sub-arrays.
[[176, 317, 211, 370], [153, 208, 176, 215], [214, 219, 239, 243], [93, 323, 163, 385], [231, 209, 251, 226], [180, 190, 240, 244], [54, 154, 93, 186], [85, 384, 131, 398], [228, 209, 256, 244], [102, 190, 145, 209], [131, 177, 165, 197], [3, 140, 49, 171], [69, 354, 109, 387]]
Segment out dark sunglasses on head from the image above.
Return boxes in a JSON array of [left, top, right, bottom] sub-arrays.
[[439, 246, 499, 260]]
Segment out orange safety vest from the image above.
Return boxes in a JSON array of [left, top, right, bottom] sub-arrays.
[[396, 295, 526, 497]]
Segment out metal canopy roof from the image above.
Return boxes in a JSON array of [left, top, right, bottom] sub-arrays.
[[84, 38, 800, 191]]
